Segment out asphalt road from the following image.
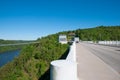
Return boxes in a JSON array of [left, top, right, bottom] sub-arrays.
[[80, 42, 120, 74]]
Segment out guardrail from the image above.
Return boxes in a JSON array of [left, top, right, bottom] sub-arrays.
[[98, 41, 120, 46], [83, 41, 120, 46], [50, 42, 77, 80]]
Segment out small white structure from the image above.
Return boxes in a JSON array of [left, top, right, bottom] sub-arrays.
[[74, 37, 79, 43], [59, 35, 67, 44]]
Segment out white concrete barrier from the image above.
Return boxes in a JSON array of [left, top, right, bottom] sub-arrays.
[[98, 41, 120, 46], [50, 60, 77, 80], [66, 42, 76, 62], [50, 42, 77, 80]]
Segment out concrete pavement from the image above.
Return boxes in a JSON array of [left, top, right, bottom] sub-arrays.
[[81, 42, 120, 74], [77, 42, 120, 80]]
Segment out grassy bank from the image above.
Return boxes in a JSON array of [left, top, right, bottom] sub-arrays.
[[0, 45, 26, 53], [0, 40, 35, 53]]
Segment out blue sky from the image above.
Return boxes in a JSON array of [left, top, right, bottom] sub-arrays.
[[0, 0, 120, 40]]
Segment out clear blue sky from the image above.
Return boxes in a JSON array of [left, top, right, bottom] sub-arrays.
[[0, 0, 120, 40]]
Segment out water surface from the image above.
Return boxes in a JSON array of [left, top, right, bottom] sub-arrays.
[[0, 50, 20, 67]]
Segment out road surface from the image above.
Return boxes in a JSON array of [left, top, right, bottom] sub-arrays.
[[76, 42, 120, 80], [81, 42, 120, 74]]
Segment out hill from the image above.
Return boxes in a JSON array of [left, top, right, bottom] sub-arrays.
[[75, 26, 120, 41], [0, 34, 69, 80], [57, 26, 120, 42]]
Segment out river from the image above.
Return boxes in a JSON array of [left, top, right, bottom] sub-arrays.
[[0, 50, 20, 67]]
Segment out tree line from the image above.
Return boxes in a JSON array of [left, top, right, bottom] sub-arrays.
[[0, 40, 35, 44], [75, 26, 120, 41], [57, 26, 120, 42], [0, 40, 35, 53]]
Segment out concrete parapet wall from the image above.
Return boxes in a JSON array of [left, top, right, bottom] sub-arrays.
[[50, 42, 77, 80], [82, 41, 120, 46], [66, 42, 76, 62], [98, 41, 120, 46]]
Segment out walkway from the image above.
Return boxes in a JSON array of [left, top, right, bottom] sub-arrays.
[[76, 42, 120, 80]]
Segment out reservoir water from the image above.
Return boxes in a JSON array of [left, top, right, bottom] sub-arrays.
[[0, 50, 20, 67]]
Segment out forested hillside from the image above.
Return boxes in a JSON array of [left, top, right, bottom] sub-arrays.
[[0, 34, 69, 80], [57, 26, 120, 42], [75, 26, 120, 41]]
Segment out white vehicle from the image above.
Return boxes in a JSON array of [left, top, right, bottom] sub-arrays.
[[74, 37, 79, 43]]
